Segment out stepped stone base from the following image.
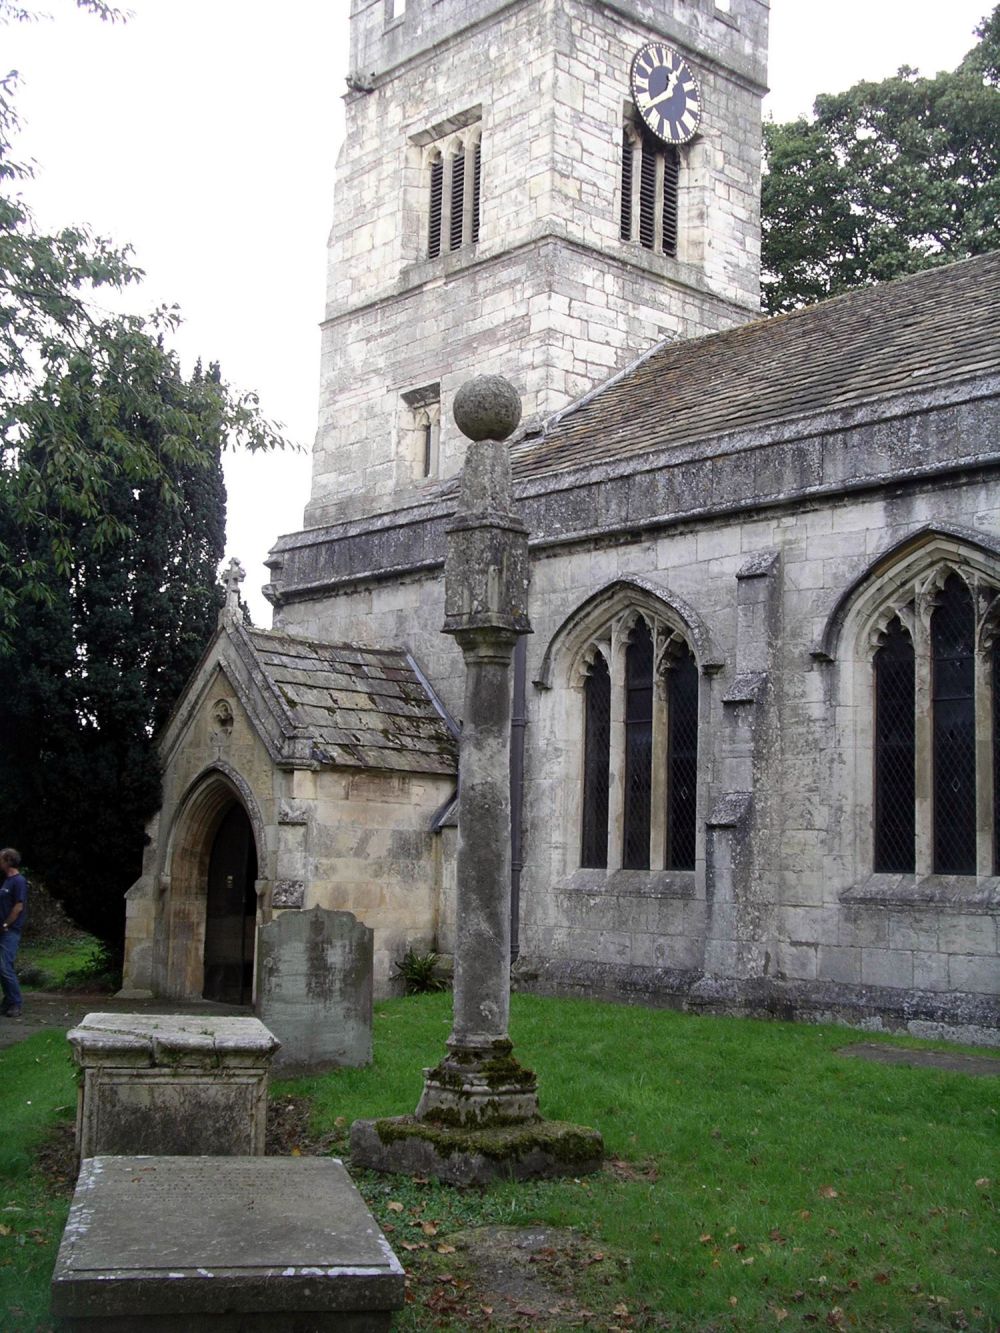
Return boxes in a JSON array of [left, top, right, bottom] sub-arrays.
[[350, 1115, 604, 1186]]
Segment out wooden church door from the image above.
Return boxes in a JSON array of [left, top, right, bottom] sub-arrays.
[[203, 803, 258, 1004]]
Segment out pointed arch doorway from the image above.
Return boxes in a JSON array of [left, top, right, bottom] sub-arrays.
[[203, 803, 258, 1004]]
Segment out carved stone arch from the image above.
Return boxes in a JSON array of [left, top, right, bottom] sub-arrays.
[[869, 606, 915, 655], [814, 525, 1000, 661], [573, 639, 611, 689], [165, 761, 267, 906], [536, 576, 721, 690]]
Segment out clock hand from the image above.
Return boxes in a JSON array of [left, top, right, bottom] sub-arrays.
[[639, 71, 681, 112]]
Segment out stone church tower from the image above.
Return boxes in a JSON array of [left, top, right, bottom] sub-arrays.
[[305, 0, 769, 527]]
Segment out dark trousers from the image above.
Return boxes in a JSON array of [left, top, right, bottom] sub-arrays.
[[0, 929, 22, 1010]]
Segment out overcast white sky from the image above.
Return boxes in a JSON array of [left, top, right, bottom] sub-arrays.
[[4, 0, 993, 620]]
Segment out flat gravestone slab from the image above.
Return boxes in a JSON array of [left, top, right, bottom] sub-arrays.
[[839, 1043, 1000, 1077], [52, 1156, 403, 1331], [68, 1014, 279, 1159]]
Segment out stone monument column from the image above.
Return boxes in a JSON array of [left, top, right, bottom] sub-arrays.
[[350, 376, 602, 1184], [415, 375, 538, 1127]]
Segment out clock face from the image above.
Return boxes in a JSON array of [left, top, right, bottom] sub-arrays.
[[630, 42, 702, 145]]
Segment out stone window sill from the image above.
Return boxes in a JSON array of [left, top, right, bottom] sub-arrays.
[[840, 873, 1000, 914], [559, 868, 696, 899]]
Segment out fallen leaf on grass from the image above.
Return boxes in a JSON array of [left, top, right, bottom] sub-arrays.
[[699, 1233, 713, 1244], [386, 1201, 404, 1213], [818, 1186, 839, 1199], [421, 1221, 438, 1236], [437, 1244, 456, 1254], [772, 1308, 789, 1323], [975, 1177, 991, 1189], [729, 1295, 738, 1306], [873, 1272, 890, 1285]]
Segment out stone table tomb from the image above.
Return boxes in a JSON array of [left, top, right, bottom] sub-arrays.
[[67, 1013, 280, 1159]]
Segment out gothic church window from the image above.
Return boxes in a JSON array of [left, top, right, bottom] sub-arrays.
[[581, 613, 699, 872], [427, 133, 482, 260], [620, 124, 679, 258], [869, 569, 1000, 877]]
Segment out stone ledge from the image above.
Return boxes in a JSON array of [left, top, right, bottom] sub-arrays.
[[350, 1115, 604, 1186], [840, 874, 1000, 913], [514, 958, 1000, 1045], [555, 868, 696, 899]]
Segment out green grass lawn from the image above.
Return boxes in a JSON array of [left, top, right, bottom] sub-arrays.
[[16, 935, 111, 991], [2, 994, 998, 1331]]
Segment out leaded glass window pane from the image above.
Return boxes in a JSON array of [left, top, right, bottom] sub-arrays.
[[874, 618, 915, 873], [581, 653, 611, 869], [623, 620, 653, 869], [932, 576, 976, 874], [666, 645, 698, 870]]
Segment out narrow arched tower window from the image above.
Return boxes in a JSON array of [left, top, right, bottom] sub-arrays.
[[873, 617, 916, 874], [621, 122, 679, 258], [425, 132, 482, 260], [581, 653, 611, 869], [623, 619, 654, 870], [931, 575, 976, 874]]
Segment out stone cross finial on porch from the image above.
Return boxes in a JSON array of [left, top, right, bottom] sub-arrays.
[[223, 558, 246, 618]]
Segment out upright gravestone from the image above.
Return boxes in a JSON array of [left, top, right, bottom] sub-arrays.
[[351, 376, 603, 1183], [257, 906, 373, 1074]]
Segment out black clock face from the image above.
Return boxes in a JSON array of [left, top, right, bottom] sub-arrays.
[[630, 43, 702, 145]]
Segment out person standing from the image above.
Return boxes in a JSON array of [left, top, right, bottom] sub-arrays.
[[0, 848, 28, 1018]]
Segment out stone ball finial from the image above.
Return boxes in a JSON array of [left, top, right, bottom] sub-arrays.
[[453, 375, 522, 442]]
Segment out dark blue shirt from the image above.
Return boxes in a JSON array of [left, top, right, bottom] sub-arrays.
[[0, 873, 28, 933]]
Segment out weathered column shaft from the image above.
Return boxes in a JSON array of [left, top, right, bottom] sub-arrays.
[[450, 631, 517, 1050]]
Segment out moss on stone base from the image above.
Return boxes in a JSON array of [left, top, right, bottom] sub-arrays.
[[372, 1115, 602, 1166]]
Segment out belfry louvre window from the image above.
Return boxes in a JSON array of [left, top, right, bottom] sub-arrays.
[[427, 134, 481, 259], [581, 614, 699, 872], [620, 125, 679, 258], [870, 571, 1000, 877]]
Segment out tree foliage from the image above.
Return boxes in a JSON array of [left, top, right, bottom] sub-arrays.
[[762, 7, 1000, 313], [0, 1, 286, 944]]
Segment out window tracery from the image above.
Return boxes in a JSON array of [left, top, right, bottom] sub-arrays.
[[866, 563, 1000, 877], [579, 609, 700, 872]]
